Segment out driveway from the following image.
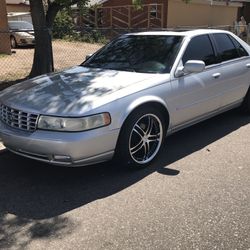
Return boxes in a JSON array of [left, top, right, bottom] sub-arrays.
[[0, 110, 249, 250]]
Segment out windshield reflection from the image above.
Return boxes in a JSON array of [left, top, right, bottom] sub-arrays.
[[83, 35, 183, 74]]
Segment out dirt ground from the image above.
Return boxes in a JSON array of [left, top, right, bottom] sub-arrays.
[[0, 40, 102, 82]]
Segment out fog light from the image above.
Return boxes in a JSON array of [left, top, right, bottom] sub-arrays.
[[20, 39, 27, 44]]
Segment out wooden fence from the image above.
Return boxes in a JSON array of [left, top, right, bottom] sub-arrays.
[[78, 4, 164, 30]]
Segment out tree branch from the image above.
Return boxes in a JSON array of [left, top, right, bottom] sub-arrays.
[[46, 2, 63, 28]]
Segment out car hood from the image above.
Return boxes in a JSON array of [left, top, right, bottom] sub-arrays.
[[0, 66, 169, 116]]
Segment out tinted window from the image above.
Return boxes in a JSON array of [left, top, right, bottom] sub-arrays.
[[229, 35, 249, 57], [83, 35, 183, 73], [182, 35, 217, 66], [213, 33, 239, 62]]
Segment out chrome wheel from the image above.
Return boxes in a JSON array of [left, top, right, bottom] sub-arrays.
[[129, 114, 163, 164]]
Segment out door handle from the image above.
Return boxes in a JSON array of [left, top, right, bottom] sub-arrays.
[[212, 73, 221, 79], [246, 63, 250, 68]]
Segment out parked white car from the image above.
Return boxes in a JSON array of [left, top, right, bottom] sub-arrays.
[[0, 29, 250, 168]]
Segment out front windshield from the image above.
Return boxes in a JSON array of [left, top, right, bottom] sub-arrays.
[[83, 35, 183, 74], [9, 21, 34, 30]]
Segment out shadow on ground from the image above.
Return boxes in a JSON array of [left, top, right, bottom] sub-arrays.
[[0, 109, 249, 247], [1, 109, 249, 219]]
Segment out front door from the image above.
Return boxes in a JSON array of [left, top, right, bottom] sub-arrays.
[[169, 34, 221, 127]]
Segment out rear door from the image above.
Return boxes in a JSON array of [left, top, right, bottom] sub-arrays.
[[211, 33, 250, 108]]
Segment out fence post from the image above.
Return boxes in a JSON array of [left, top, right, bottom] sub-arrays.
[[128, 6, 131, 28], [147, 5, 150, 28], [247, 24, 250, 44], [48, 28, 54, 72], [95, 8, 98, 28], [161, 4, 164, 28]]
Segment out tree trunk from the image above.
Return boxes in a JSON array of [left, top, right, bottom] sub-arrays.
[[29, 0, 85, 78], [29, 0, 54, 78]]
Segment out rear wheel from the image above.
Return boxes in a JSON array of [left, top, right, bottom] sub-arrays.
[[10, 36, 17, 48], [115, 107, 166, 168]]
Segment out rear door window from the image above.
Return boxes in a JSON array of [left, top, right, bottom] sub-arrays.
[[228, 35, 249, 57], [182, 35, 217, 66], [213, 33, 240, 62]]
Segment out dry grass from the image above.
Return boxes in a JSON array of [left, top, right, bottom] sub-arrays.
[[0, 40, 103, 84]]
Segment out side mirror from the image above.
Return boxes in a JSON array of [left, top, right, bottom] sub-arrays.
[[175, 60, 205, 77], [85, 54, 93, 60]]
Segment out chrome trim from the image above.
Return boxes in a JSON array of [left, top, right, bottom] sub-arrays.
[[7, 147, 114, 167], [0, 104, 39, 132], [129, 114, 163, 164]]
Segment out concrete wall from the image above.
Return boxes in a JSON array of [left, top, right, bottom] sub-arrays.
[[0, 0, 11, 54], [167, 0, 241, 28]]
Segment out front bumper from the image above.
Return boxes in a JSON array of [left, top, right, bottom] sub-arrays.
[[0, 120, 120, 167], [17, 36, 35, 46]]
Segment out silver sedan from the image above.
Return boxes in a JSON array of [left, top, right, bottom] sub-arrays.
[[0, 29, 250, 168], [8, 21, 35, 48]]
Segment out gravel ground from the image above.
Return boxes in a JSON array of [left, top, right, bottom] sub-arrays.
[[0, 109, 249, 250]]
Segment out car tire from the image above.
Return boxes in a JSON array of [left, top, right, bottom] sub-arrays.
[[241, 87, 250, 113], [115, 107, 166, 169], [10, 36, 17, 49]]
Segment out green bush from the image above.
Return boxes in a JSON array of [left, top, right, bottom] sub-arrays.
[[53, 10, 107, 44], [53, 10, 75, 39]]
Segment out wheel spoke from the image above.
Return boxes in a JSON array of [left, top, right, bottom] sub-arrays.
[[145, 116, 153, 135], [148, 133, 161, 142], [133, 124, 145, 137], [130, 140, 144, 155], [143, 142, 150, 160]]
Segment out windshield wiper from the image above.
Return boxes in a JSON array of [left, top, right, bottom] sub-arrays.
[[81, 62, 102, 68], [111, 67, 137, 72]]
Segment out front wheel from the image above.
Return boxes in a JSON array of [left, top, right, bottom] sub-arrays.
[[10, 36, 17, 49], [241, 87, 250, 113], [115, 107, 166, 168]]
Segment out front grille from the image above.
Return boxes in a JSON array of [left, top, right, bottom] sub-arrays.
[[0, 104, 39, 132]]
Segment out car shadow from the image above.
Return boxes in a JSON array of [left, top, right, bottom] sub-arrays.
[[0, 109, 249, 220], [11, 45, 35, 51]]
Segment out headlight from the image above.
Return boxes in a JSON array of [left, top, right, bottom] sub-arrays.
[[17, 32, 34, 37], [38, 113, 111, 132]]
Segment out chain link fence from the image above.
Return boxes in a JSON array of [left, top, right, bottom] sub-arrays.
[[0, 24, 250, 85], [0, 30, 104, 84]]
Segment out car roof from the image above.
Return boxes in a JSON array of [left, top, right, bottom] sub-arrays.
[[127, 29, 232, 38]]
